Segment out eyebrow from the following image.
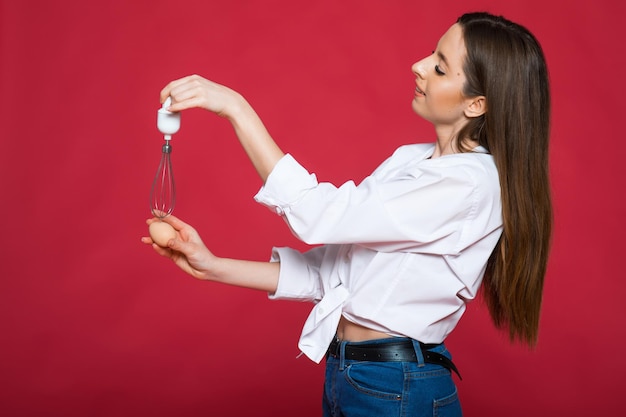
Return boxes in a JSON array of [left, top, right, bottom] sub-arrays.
[[436, 50, 449, 67]]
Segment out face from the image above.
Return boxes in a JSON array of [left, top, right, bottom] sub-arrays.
[[411, 23, 473, 133]]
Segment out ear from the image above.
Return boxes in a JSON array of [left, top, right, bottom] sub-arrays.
[[464, 96, 487, 118]]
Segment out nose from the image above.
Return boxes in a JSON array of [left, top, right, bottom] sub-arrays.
[[412, 58, 427, 78]]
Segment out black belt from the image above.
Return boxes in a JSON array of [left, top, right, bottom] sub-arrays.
[[327, 338, 461, 380]]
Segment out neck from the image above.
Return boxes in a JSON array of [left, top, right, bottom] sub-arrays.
[[432, 125, 478, 158]]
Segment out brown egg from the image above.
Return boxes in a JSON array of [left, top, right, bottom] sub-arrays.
[[149, 221, 176, 247]]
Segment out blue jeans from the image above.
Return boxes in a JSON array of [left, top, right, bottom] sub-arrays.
[[322, 338, 462, 417]]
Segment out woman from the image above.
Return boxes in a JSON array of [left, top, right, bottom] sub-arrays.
[[142, 12, 552, 416]]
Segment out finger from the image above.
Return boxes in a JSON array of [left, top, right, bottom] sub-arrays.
[[166, 236, 203, 259], [142, 236, 172, 255], [166, 96, 205, 113], [152, 241, 174, 257], [145, 217, 170, 227], [160, 75, 198, 103], [160, 82, 176, 103], [160, 214, 191, 232], [167, 85, 209, 111], [146, 215, 181, 227], [166, 235, 187, 253]]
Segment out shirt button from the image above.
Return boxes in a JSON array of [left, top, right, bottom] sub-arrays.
[[318, 307, 325, 315]]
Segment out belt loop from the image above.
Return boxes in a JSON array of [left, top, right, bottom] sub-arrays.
[[339, 340, 347, 371], [411, 339, 425, 367]]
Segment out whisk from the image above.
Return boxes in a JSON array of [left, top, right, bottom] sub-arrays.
[[150, 97, 180, 218]]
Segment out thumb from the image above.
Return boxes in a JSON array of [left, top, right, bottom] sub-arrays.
[[166, 236, 187, 252], [167, 235, 204, 258]]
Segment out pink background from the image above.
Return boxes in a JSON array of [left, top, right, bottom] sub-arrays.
[[1, 0, 624, 415]]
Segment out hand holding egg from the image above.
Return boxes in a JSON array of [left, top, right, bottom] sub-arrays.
[[149, 220, 177, 248]]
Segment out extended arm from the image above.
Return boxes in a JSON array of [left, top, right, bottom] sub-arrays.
[[160, 75, 284, 182], [142, 215, 279, 293]]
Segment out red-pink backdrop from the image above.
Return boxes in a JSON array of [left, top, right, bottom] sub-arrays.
[[1, 0, 624, 416]]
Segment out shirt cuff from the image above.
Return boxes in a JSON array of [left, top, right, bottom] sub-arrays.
[[268, 247, 321, 302], [254, 154, 318, 215]]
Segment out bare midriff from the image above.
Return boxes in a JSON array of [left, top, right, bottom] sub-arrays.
[[335, 316, 391, 342]]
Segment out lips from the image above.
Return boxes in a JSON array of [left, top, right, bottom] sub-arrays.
[[415, 85, 426, 97]]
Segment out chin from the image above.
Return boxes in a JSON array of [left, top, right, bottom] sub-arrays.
[[411, 101, 427, 119], [411, 100, 419, 113]]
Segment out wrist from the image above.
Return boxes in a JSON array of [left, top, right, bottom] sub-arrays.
[[199, 253, 224, 282], [222, 91, 248, 122]]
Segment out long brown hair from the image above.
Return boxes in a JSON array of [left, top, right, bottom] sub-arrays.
[[457, 12, 552, 346]]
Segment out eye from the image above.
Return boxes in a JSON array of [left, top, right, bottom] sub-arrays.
[[435, 65, 445, 75]]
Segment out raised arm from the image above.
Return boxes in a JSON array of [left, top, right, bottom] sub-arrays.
[[142, 215, 280, 293], [160, 75, 284, 182]]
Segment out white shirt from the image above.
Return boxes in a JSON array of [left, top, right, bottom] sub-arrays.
[[254, 143, 502, 363]]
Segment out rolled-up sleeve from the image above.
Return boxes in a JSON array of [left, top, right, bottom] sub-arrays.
[[254, 154, 318, 215], [268, 246, 326, 302], [254, 150, 495, 255]]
